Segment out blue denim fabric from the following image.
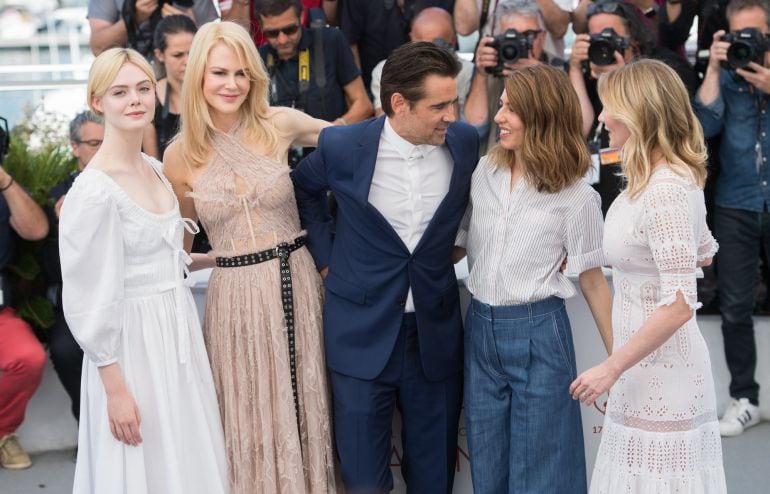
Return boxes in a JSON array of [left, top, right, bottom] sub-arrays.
[[694, 70, 770, 212], [464, 297, 587, 494]]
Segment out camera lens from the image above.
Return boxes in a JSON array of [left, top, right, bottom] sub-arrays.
[[727, 41, 755, 69], [588, 40, 616, 66], [500, 44, 520, 63]]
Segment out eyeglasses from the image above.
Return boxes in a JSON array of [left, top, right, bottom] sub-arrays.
[[76, 139, 103, 148], [262, 24, 300, 39], [586, 1, 626, 19]]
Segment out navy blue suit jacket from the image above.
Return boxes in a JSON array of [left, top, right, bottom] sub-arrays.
[[291, 116, 479, 381]]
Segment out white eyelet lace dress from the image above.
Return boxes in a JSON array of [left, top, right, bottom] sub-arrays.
[[590, 167, 726, 493]]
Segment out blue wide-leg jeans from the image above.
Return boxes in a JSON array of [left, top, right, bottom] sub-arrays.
[[464, 297, 587, 494]]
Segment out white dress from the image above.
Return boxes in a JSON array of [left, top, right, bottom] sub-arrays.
[[59, 157, 228, 494], [590, 167, 726, 493]]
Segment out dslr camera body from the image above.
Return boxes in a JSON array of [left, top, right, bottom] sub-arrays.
[[485, 29, 536, 76], [588, 28, 629, 66], [721, 28, 770, 70]]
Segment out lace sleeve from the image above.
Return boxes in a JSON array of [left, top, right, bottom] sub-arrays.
[[697, 224, 719, 262], [642, 182, 700, 310]]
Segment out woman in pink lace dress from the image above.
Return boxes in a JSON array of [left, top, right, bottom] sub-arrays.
[[164, 22, 338, 493], [569, 59, 727, 492]]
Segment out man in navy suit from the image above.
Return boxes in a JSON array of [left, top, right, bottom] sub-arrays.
[[292, 41, 479, 494]]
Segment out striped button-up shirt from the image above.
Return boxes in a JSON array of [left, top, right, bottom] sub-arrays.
[[456, 156, 605, 306]]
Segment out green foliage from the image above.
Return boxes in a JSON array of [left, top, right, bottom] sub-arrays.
[[3, 107, 76, 330]]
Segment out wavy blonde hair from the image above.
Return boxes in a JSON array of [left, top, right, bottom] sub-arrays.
[[488, 64, 590, 193], [598, 59, 707, 199], [87, 47, 156, 117], [178, 21, 278, 168]]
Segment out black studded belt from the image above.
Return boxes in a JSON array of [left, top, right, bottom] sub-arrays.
[[215, 235, 306, 444]]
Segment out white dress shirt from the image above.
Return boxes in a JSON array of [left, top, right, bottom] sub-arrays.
[[456, 156, 605, 306], [369, 118, 453, 312]]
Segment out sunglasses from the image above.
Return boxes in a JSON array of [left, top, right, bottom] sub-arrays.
[[586, 1, 627, 19], [262, 24, 300, 39]]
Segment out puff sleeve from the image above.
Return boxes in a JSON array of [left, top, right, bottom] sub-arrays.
[[642, 182, 700, 310], [59, 177, 125, 366]]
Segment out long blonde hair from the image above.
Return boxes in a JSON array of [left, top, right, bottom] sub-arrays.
[[87, 47, 156, 116], [178, 21, 278, 168], [598, 59, 707, 198], [488, 64, 591, 193]]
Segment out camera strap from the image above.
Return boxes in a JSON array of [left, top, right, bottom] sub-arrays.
[[265, 28, 327, 117]]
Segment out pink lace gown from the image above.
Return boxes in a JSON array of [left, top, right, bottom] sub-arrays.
[[591, 167, 726, 493], [189, 128, 338, 494]]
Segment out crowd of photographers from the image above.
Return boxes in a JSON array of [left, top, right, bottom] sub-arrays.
[[1, 0, 768, 471]]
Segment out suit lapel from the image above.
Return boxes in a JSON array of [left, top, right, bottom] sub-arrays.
[[413, 125, 464, 253], [353, 116, 410, 253]]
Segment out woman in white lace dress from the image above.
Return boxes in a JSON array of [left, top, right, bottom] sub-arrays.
[[60, 48, 227, 493], [569, 59, 727, 493]]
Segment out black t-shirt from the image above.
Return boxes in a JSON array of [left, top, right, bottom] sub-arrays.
[[1, 194, 17, 308], [340, 0, 454, 91], [0, 193, 15, 269], [153, 94, 180, 159], [260, 27, 361, 122]]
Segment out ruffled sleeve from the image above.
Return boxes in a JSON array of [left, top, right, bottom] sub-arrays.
[[564, 188, 606, 276], [59, 175, 125, 366], [642, 182, 700, 310]]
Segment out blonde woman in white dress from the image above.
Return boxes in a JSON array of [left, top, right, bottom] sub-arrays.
[[59, 47, 227, 494], [569, 59, 726, 493]]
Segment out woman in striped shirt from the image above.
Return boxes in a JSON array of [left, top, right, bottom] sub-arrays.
[[454, 64, 613, 493]]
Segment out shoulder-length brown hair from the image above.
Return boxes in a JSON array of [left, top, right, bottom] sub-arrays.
[[488, 64, 590, 193], [597, 59, 707, 198]]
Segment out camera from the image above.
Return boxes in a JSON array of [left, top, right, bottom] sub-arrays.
[[721, 28, 770, 70], [485, 29, 535, 76], [588, 28, 629, 66]]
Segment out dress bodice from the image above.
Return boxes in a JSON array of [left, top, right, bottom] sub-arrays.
[[604, 167, 717, 310], [188, 128, 303, 255]]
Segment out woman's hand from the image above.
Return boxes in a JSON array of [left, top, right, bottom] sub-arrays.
[[569, 360, 621, 405], [106, 388, 143, 446]]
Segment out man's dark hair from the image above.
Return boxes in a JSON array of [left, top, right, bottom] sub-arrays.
[[254, 0, 303, 19], [153, 14, 197, 54], [380, 41, 461, 117], [726, 0, 770, 28], [587, 0, 655, 56]]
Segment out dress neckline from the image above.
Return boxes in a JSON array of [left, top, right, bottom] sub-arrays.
[[86, 155, 179, 218]]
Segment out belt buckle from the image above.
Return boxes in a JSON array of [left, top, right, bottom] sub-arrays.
[[275, 242, 289, 259]]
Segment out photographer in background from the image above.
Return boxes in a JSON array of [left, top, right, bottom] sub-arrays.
[[0, 117, 48, 470], [88, 0, 218, 56], [370, 7, 475, 117], [256, 0, 372, 167], [694, 0, 770, 438], [463, 0, 547, 149], [569, 0, 696, 214]]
